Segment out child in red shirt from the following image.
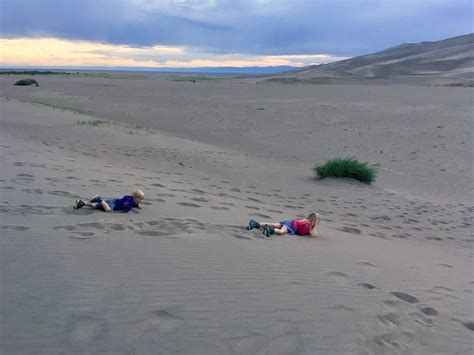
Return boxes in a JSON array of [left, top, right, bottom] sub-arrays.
[[247, 213, 320, 237]]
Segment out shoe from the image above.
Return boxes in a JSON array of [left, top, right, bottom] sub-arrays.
[[263, 224, 274, 237], [74, 199, 85, 209], [247, 219, 260, 230], [90, 195, 103, 203]]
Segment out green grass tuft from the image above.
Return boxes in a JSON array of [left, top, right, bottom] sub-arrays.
[[14, 78, 39, 86], [167, 76, 228, 82], [314, 157, 377, 184], [77, 119, 111, 126]]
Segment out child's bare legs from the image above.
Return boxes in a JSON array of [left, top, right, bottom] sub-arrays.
[[83, 200, 95, 208], [273, 226, 289, 235], [82, 200, 112, 212], [259, 222, 282, 229], [260, 222, 288, 236], [100, 200, 112, 212], [248, 220, 288, 236]]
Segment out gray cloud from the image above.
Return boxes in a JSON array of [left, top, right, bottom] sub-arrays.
[[1, 0, 472, 56]]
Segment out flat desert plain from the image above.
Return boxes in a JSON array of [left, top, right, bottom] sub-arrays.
[[0, 75, 472, 354]]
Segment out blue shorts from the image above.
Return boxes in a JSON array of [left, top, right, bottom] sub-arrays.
[[95, 199, 116, 211], [280, 220, 295, 235]]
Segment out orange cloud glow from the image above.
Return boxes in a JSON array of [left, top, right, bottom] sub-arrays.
[[1, 37, 347, 68]]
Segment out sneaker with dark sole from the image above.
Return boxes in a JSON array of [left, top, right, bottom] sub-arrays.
[[263, 224, 274, 237], [90, 195, 103, 203], [247, 219, 260, 230], [74, 199, 85, 209]]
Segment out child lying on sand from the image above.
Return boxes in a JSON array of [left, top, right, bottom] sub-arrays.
[[74, 189, 145, 212], [247, 212, 320, 237]]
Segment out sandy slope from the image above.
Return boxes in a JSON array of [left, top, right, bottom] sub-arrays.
[[0, 75, 473, 354], [267, 33, 474, 85]]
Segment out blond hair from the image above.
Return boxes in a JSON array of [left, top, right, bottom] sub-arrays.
[[132, 188, 145, 199], [307, 212, 321, 236]]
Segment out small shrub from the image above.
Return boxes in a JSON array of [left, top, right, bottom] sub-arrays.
[[14, 78, 39, 86], [314, 157, 377, 184]]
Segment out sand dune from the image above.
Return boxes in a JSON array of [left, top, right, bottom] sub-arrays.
[[266, 33, 474, 85], [0, 73, 473, 354]]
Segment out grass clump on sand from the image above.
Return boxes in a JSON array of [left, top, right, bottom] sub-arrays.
[[14, 78, 39, 86], [77, 119, 111, 126], [314, 157, 377, 184], [168, 76, 228, 82]]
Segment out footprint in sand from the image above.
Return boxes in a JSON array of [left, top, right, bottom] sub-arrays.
[[67, 315, 105, 343], [107, 223, 126, 231], [338, 226, 361, 235], [191, 197, 209, 202], [380, 299, 401, 307], [22, 188, 43, 194], [139, 310, 182, 332], [329, 271, 349, 280], [16, 173, 34, 178], [160, 193, 175, 197], [77, 222, 103, 229], [461, 321, 474, 331], [390, 291, 419, 304], [178, 202, 201, 208], [190, 189, 205, 194], [377, 312, 400, 326], [70, 232, 95, 240], [210, 206, 228, 210], [48, 190, 74, 197], [247, 197, 260, 203], [373, 331, 414, 349], [137, 230, 166, 237], [356, 261, 376, 267], [418, 305, 439, 316], [253, 212, 271, 219], [54, 225, 77, 231], [231, 232, 252, 240], [330, 304, 355, 312], [1, 225, 30, 231], [438, 263, 454, 268], [358, 282, 377, 290], [409, 312, 434, 327]]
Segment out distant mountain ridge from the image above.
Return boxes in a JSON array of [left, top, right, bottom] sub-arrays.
[[266, 33, 474, 85], [1, 66, 298, 76]]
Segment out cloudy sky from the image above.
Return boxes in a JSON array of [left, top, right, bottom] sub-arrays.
[[0, 0, 472, 68]]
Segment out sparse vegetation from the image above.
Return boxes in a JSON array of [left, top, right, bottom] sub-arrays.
[[167, 76, 228, 82], [314, 157, 377, 184], [14, 78, 39, 86], [30, 101, 90, 115], [77, 119, 111, 126], [2, 70, 67, 75], [80, 72, 148, 79]]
